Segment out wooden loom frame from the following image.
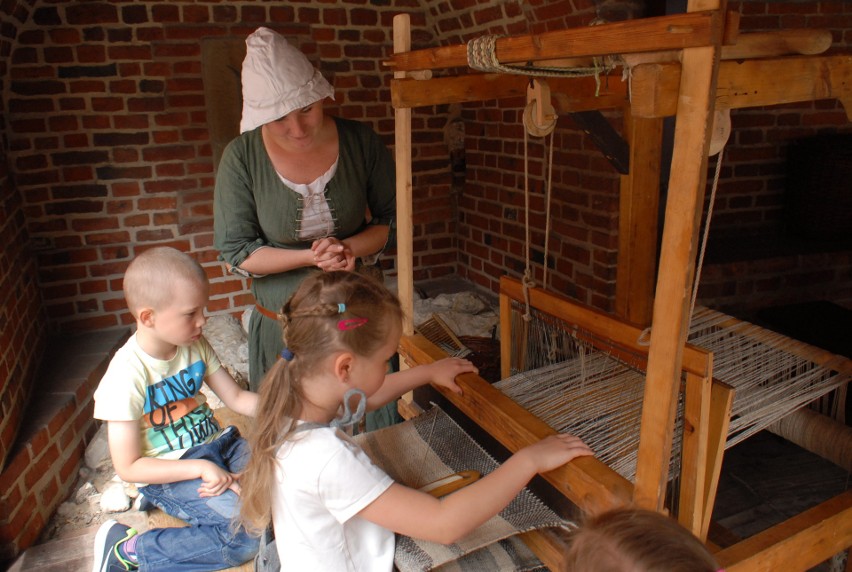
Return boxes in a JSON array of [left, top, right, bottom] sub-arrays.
[[389, 1, 852, 569]]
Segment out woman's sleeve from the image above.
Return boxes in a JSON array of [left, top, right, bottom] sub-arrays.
[[213, 139, 268, 268], [365, 129, 397, 250]]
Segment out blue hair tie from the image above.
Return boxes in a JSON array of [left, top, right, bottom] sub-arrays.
[[337, 303, 346, 314], [280, 348, 294, 361]]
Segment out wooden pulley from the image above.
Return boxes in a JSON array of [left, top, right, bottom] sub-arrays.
[[524, 79, 558, 137], [708, 107, 731, 156]]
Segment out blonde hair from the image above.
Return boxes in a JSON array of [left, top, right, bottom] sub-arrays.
[[123, 247, 208, 317], [563, 508, 719, 572], [239, 271, 403, 534]]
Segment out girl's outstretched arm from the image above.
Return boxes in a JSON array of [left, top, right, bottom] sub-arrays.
[[357, 433, 593, 544], [365, 357, 476, 411]]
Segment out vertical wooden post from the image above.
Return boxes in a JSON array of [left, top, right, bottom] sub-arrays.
[[700, 381, 734, 541], [678, 371, 712, 535], [633, 0, 727, 511], [393, 14, 414, 337], [615, 108, 663, 327], [500, 287, 512, 380]]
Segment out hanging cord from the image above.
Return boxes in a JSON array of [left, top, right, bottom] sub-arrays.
[[637, 142, 727, 347], [411, 401, 441, 489], [690, 145, 725, 320], [522, 122, 535, 322], [542, 128, 555, 289], [467, 34, 604, 78]]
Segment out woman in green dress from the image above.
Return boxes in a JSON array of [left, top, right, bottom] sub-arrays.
[[214, 27, 397, 420]]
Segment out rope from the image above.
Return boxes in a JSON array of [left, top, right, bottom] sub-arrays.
[[522, 124, 534, 322], [637, 137, 728, 347], [542, 129, 555, 289], [466, 34, 604, 78], [689, 145, 725, 320]]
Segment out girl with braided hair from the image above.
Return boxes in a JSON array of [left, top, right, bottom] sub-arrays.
[[239, 271, 593, 571]]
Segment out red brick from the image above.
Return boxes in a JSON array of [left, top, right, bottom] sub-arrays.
[[59, 444, 83, 484], [38, 474, 60, 509], [77, 44, 106, 63], [24, 443, 58, 489]]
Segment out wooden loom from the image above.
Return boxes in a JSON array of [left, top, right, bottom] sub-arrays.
[[388, 2, 852, 570]]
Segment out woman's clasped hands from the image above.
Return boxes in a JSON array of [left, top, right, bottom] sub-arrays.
[[311, 237, 355, 272]]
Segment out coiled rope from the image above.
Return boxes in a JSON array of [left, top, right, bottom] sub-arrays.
[[466, 34, 604, 78]]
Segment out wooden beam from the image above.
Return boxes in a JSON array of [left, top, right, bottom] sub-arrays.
[[631, 55, 852, 119], [723, 28, 833, 60], [633, 0, 725, 511], [716, 490, 852, 572], [678, 372, 713, 537], [390, 73, 627, 111], [393, 14, 415, 337], [699, 380, 734, 542], [518, 529, 572, 572], [500, 276, 712, 378], [399, 332, 633, 516], [622, 28, 833, 67], [615, 110, 663, 326], [569, 111, 630, 174], [717, 55, 852, 120], [383, 11, 722, 73]]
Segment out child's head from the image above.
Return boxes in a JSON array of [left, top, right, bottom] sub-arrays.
[[123, 246, 208, 317], [278, 270, 403, 381], [240, 270, 403, 533], [563, 507, 720, 572]]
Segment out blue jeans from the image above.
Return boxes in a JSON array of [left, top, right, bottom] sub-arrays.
[[136, 426, 260, 571]]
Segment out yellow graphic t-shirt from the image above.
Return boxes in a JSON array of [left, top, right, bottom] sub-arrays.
[[94, 333, 223, 459]]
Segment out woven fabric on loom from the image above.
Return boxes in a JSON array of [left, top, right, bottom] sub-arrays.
[[354, 406, 571, 572]]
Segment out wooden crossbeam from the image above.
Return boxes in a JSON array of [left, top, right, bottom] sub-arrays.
[[390, 73, 627, 111], [500, 275, 712, 378], [569, 111, 630, 174], [715, 491, 852, 572], [383, 11, 722, 73], [631, 55, 852, 119]]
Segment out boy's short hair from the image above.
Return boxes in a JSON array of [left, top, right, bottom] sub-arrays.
[[123, 247, 208, 316]]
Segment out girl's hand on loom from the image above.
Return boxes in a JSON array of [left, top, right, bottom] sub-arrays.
[[428, 357, 477, 394], [520, 434, 594, 474]]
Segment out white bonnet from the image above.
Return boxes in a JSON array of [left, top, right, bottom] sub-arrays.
[[239, 27, 334, 133]]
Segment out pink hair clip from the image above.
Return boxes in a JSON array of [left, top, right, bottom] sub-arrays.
[[338, 317, 368, 331]]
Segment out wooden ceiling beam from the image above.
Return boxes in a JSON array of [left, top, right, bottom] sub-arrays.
[[383, 10, 723, 73], [390, 73, 627, 111]]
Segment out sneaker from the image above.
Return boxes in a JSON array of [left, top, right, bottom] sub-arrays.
[[92, 519, 138, 572]]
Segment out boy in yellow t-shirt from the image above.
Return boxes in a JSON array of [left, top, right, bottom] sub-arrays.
[[91, 247, 259, 571]]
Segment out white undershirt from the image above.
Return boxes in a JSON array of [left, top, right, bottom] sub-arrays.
[[278, 158, 339, 241]]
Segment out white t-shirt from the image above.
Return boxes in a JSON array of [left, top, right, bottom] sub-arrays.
[[273, 425, 395, 571]]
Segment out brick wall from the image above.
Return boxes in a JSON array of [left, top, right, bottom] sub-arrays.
[[445, 0, 625, 309], [5, 1, 439, 334], [0, 0, 49, 473], [695, 0, 852, 314]]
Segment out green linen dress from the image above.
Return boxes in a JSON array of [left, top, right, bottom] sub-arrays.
[[213, 116, 396, 392]]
